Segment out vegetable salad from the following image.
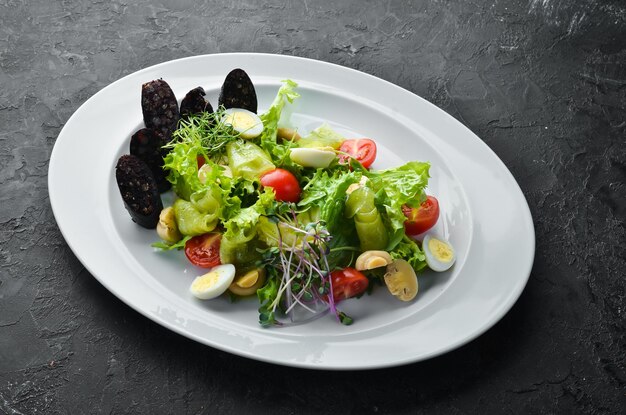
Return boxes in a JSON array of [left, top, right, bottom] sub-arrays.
[[119, 72, 457, 328]]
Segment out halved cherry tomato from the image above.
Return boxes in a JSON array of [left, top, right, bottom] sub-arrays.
[[184, 233, 221, 268], [259, 168, 301, 203], [330, 267, 369, 302], [338, 139, 377, 169], [402, 196, 440, 236], [197, 155, 206, 169]]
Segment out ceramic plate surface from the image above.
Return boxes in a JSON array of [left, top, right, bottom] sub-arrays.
[[48, 53, 535, 370]]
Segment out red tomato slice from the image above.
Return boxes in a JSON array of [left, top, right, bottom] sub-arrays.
[[338, 139, 377, 169], [184, 233, 221, 268], [259, 168, 301, 203], [330, 267, 369, 302], [197, 155, 206, 169], [402, 196, 440, 236]]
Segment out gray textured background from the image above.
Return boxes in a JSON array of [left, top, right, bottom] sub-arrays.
[[1, 0, 625, 414]]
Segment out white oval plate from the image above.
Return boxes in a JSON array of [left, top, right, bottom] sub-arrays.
[[49, 53, 534, 370]]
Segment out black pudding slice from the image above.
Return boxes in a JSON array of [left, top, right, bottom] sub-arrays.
[[141, 79, 180, 136], [129, 128, 171, 193], [180, 86, 214, 120], [115, 154, 163, 229], [218, 68, 258, 113]]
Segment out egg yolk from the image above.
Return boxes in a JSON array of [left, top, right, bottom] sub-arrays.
[[234, 270, 259, 288], [428, 238, 453, 262], [225, 111, 257, 131], [192, 271, 220, 291]]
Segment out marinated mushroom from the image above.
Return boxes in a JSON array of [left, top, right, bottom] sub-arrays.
[[384, 259, 418, 301], [277, 127, 301, 141], [355, 250, 393, 271], [156, 207, 182, 244], [228, 267, 267, 297]]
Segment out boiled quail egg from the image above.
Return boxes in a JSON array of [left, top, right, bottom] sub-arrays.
[[289, 147, 336, 168], [189, 264, 236, 300], [228, 267, 267, 297], [222, 108, 264, 139], [422, 234, 456, 272]]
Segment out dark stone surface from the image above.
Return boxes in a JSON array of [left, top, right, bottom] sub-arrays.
[[1, 0, 625, 413]]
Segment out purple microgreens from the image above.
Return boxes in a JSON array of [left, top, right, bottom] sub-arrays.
[[261, 208, 353, 326]]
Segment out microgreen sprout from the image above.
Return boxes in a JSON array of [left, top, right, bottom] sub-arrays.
[[167, 107, 240, 158], [259, 209, 353, 327]]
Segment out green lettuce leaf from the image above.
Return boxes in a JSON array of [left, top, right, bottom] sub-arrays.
[[363, 161, 430, 250], [171, 164, 238, 238], [259, 79, 301, 171], [298, 169, 361, 268], [345, 186, 388, 251], [151, 235, 192, 251], [163, 138, 203, 201], [299, 169, 361, 232], [390, 235, 428, 273], [227, 140, 275, 181], [164, 111, 239, 201], [298, 123, 345, 149], [219, 189, 276, 266], [222, 188, 275, 244], [257, 274, 279, 327], [173, 197, 219, 236]]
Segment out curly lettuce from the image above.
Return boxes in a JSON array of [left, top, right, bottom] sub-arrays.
[[258, 79, 301, 171], [390, 235, 428, 273], [361, 161, 430, 250], [299, 169, 362, 268], [219, 189, 276, 266]]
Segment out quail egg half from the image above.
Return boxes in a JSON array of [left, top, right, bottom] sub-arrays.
[[422, 234, 456, 272], [189, 264, 236, 300], [222, 108, 264, 139]]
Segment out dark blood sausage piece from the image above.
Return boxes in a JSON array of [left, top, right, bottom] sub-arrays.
[[130, 128, 171, 193], [115, 154, 163, 229], [180, 87, 214, 120], [218, 69, 258, 113], [141, 79, 179, 136]]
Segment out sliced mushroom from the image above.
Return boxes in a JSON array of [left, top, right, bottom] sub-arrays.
[[156, 207, 182, 243], [384, 259, 418, 301], [277, 127, 301, 141], [228, 267, 267, 297], [355, 250, 393, 271]]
